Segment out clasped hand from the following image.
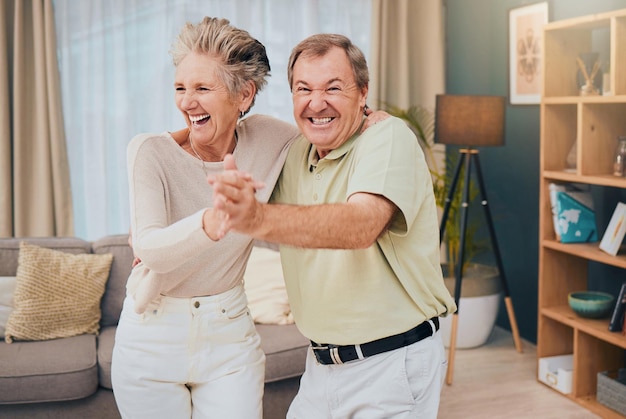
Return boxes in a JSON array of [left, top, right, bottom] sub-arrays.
[[208, 154, 264, 239]]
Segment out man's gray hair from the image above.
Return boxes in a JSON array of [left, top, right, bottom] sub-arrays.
[[287, 33, 369, 90]]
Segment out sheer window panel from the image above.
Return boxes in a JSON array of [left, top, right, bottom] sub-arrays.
[[53, 0, 371, 240]]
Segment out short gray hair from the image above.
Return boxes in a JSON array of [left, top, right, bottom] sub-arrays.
[[170, 17, 270, 114], [287, 34, 369, 90]]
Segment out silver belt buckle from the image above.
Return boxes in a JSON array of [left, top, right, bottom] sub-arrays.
[[329, 346, 343, 364], [311, 344, 328, 365], [354, 344, 365, 360], [311, 344, 328, 351]]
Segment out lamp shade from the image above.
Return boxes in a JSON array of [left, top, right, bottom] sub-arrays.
[[435, 95, 505, 147]]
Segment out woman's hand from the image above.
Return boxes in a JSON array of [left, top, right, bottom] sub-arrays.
[[127, 229, 142, 267], [207, 154, 265, 238], [361, 106, 391, 132]]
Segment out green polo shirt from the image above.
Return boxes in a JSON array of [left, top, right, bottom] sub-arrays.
[[272, 117, 456, 345]]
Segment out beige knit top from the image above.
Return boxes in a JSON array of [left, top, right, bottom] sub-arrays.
[[126, 114, 299, 313]]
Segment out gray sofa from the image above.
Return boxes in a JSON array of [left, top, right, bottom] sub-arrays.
[[0, 235, 309, 419]]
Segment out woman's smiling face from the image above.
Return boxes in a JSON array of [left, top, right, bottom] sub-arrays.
[[174, 52, 241, 147]]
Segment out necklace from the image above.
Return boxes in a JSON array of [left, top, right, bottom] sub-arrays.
[[188, 132, 208, 176], [187, 131, 239, 176]]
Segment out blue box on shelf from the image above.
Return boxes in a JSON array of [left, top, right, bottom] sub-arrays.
[[556, 191, 598, 243]]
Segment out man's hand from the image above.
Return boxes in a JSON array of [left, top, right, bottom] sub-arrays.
[[209, 154, 264, 236]]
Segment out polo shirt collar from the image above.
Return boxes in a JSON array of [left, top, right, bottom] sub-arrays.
[[307, 117, 366, 170]]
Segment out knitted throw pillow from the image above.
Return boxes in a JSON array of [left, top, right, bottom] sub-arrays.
[[4, 242, 113, 343]]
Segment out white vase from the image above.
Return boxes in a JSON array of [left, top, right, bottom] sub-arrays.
[[440, 263, 501, 349]]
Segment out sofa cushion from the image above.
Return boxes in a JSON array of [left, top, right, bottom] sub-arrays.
[[0, 334, 98, 403], [244, 247, 294, 325], [5, 242, 112, 343], [0, 237, 94, 341], [92, 235, 134, 327], [257, 323, 309, 383], [97, 326, 116, 390]]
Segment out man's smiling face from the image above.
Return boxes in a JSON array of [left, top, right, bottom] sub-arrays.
[[291, 46, 367, 158]]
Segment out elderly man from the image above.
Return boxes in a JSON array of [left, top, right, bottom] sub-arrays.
[[211, 33, 456, 419]]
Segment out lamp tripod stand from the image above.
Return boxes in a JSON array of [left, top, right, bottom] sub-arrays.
[[439, 147, 523, 386]]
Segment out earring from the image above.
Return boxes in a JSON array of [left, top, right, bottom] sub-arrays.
[[240, 111, 245, 118], [363, 104, 369, 115]]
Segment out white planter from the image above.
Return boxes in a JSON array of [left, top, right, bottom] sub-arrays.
[[440, 263, 501, 349], [440, 293, 501, 348]]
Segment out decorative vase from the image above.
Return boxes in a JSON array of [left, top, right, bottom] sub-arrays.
[[613, 136, 626, 177], [576, 52, 602, 96], [565, 139, 577, 172], [439, 263, 501, 349]]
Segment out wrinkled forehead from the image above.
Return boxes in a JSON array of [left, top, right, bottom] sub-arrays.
[[292, 48, 355, 85]]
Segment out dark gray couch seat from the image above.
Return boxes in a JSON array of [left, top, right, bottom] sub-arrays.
[[259, 323, 309, 383], [0, 334, 99, 404]]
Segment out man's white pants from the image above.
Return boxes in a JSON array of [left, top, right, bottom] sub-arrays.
[[111, 284, 265, 419], [287, 328, 447, 419]]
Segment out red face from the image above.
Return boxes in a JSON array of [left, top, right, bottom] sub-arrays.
[[291, 47, 367, 158]]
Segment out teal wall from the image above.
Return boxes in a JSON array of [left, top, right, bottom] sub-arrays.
[[445, 0, 626, 343]]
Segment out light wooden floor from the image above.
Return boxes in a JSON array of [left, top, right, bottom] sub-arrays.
[[438, 327, 601, 419]]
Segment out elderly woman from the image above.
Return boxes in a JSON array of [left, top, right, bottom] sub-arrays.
[[111, 17, 384, 419]]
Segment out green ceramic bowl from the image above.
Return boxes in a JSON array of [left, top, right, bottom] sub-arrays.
[[568, 291, 615, 319]]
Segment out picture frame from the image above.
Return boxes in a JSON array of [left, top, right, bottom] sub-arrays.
[[508, 2, 549, 105], [599, 202, 626, 256]]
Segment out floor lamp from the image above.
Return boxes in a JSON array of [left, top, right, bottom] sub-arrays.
[[435, 94, 523, 386]]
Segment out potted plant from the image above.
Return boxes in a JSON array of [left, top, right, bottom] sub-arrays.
[[385, 103, 501, 348]]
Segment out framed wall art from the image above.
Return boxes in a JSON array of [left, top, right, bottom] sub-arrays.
[[508, 2, 549, 105]]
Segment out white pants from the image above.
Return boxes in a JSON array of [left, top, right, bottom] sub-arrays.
[[287, 328, 447, 419], [111, 284, 265, 419]]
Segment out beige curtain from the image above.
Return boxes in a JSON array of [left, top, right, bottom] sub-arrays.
[[0, 0, 73, 238], [369, 0, 445, 111]]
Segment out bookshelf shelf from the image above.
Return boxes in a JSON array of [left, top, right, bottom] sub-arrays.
[[541, 240, 626, 268], [538, 8, 626, 418], [543, 171, 626, 188], [541, 305, 626, 348]]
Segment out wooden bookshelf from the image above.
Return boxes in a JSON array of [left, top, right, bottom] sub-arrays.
[[538, 8, 626, 418]]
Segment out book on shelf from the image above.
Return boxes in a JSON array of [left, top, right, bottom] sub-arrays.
[[599, 202, 626, 256], [549, 183, 566, 240], [608, 282, 626, 332], [549, 183, 596, 243]]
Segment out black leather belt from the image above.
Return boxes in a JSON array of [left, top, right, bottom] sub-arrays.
[[311, 317, 439, 365]]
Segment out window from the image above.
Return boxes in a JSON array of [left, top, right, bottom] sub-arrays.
[[53, 0, 372, 239]]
